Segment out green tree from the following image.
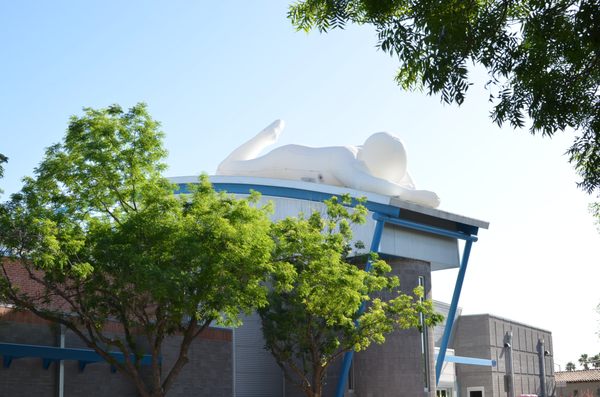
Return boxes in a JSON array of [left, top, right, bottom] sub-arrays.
[[580, 353, 590, 370], [566, 361, 576, 371], [288, 0, 600, 195], [0, 104, 275, 397], [591, 353, 600, 368], [259, 195, 442, 397], [0, 153, 7, 194], [0, 153, 6, 178]]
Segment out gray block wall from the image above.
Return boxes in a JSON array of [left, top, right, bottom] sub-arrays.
[[453, 314, 554, 397], [0, 311, 232, 397], [352, 257, 435, 397], [0, 319, 58, 397], [161, 331, 233, 397], [232, 257, 435, 397]]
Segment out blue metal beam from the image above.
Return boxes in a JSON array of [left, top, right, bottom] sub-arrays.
[[334, 218, 385, 397], [0, 342, 155, 371], [435, 354, 496, 367], [435, 240, 474, 384]]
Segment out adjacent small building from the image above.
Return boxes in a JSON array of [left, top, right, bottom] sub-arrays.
[[555, 369, 600, 397], [435, 301, 555, 397]]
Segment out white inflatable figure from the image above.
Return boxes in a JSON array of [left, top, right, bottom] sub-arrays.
[[216, 120, 441, 208]]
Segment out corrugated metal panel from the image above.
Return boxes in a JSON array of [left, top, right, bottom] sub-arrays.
[[234, 314, 283, 397], [262, 196, 460, 271]]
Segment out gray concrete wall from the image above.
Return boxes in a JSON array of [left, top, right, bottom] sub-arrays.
[[453, 314, 494, 397], [352, 257, 434, 397]]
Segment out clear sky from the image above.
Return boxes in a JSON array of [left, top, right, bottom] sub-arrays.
[[1, 1, 599, 369]]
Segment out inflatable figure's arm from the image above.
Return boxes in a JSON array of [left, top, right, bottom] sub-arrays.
[[335, 166, 440, 208]]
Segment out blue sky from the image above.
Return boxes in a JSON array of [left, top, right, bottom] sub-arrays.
[[1, 1, 599, 367]]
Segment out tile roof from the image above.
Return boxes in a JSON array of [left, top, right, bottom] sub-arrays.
[[556, 370, 600, 383]]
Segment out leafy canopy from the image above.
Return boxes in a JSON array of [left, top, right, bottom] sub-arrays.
[[0, 104, 275, 397], [260, 195, 442, 397], [0, 153, 6, 178], [0, 153, 7, 194], [289, 0, 600, 195]]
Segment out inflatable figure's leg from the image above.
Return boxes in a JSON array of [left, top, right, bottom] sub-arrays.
[[219, 119, 284, 164]]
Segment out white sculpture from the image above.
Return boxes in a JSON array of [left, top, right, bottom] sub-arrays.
[[216, 120, 440, 208]]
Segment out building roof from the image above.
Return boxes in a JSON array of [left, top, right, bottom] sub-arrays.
[[458, 313, 552, 334], [171, 175, 490, 230], [556, 369, 600, 383]]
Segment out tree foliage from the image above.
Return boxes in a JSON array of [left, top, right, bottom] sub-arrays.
[[0, 104, 275, 397], [0, 153, 7, 194], [566, 361, 576, 371], [591, 353, 600, 368], [577, 352, 600, 370], [259, 195, 442, 397], [580, 353, 591, 370], [289, 0, 600, 195], [0, 153, 6, 179]]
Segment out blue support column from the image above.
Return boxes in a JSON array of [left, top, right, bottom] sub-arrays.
[[435, 239, 473, 384], [335, 218, 385, 397]]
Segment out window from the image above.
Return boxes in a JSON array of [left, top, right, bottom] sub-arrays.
[[467, 386, 485, 397], [437, 388, 452, 397]]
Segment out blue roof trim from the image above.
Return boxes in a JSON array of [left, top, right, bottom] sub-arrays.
[[0, 342, 156, 371], [435, 353, 496, 367], [176, 182, 401, 217]]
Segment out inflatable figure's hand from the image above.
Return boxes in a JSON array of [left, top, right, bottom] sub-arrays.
[[400, 189, 441, 208]]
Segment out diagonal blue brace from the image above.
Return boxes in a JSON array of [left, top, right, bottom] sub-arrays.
[[435, 239, 474, 384], [3, 355, 13, 368], [78, 360, 90, 372], [334, 218, 385, 397], [42, 358, 56, 369]]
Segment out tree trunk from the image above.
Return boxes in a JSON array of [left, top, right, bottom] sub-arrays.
[[311, 366, 323, 397]]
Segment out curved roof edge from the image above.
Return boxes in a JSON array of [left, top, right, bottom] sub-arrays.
[[169, 175, 490, 232]]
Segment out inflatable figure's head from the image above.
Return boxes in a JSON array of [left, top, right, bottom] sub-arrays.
[[360, 132, 408, 184]]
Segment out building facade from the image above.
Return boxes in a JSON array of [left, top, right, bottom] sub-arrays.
[[450, 313, 555, 397], [555, 369, 600, 397], [2, 176, 490, 396]]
